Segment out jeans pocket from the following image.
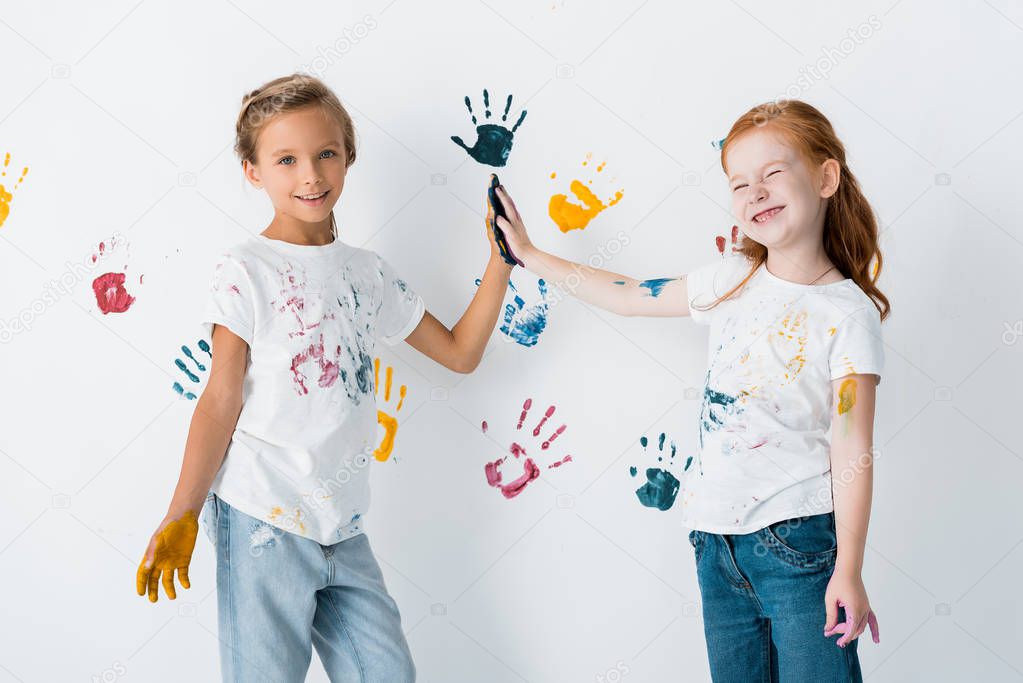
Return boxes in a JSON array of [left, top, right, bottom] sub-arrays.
[[200, 492, 218, 546], [688, 529, 705, 562], [761, 513, 837, 567]]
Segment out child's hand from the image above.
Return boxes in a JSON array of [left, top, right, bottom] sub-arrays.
[[136, 509, 199, 603], [489, 183, 534, 267], [824, 568, 880, 647]]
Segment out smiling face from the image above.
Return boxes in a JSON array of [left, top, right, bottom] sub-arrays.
[[243, 105, 348, 226], [725, 128, 838, 250]]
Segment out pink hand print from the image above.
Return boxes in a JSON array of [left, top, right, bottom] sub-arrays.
[[482, 398, 573, 499]]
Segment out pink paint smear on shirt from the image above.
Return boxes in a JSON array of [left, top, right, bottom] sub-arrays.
[[290, 334, 343, 395]]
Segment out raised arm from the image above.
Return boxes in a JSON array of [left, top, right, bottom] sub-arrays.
[[491, 184, 692, 318]]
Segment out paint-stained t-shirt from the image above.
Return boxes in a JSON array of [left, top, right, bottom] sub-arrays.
[[682, 255, 884, 534], [200, 234, 425, 544]]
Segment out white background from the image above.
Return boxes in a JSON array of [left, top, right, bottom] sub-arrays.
[[1, 1, 1021, 681]]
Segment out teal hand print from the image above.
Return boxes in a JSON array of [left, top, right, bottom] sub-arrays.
[[171, 339, 211, 400], [451, 89, 527, 167], [473, 277, 550, 347]]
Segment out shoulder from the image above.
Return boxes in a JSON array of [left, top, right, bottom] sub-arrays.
[[214, 238, 262, 270], [688, 255, 754, 297], [825, 282, 882, 323]]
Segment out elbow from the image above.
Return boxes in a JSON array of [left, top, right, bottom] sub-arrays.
[[449, 353, 481, 374], [451, 358, 478, 374]]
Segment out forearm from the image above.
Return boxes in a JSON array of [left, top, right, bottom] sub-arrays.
[[830, 443, 873, 574], [450, 254, 514, 370], [519, 245, 634, 315], [165, 393, 242, 519]]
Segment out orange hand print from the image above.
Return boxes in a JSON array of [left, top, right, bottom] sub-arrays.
[[373, 357, 407, 462], [136, 510, 199, 603], [548, 153, 623, 233], [0, 152, 29, 230]]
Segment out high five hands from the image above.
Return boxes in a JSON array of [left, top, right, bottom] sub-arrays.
[[485, 175, 532, 268]]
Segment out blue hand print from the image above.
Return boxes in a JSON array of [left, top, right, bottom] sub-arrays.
[[629, 432, 685, 511], [474, 277, 550, 347], [171, 339, 211, 400], [451, 89, 528, 167]]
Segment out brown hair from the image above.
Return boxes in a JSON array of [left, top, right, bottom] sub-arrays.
[[234, 73, 357, 239], [694, 100, 890, 322]]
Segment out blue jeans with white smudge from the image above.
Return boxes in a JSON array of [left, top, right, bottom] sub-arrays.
[[200, 492, 415, 682]]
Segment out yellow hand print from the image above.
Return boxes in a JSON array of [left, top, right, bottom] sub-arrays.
[[548, 153, 623, 233], [373, 357, 407, 462], [0, 152, 29, 229], [136, 510, 198, 603]]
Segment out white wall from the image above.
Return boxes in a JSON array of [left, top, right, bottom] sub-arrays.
[[0, 1, 1021, 681]]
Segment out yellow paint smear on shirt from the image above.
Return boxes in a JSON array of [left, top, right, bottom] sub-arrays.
[[775, 310, 809, 383], [268, 506, 306, 534]]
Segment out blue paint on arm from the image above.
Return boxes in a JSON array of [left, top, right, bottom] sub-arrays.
[[612, 280, 625, 285], [638, 278, 677, 298]]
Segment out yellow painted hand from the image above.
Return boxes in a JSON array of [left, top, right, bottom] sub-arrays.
[[373, 357, 407, 462], [136, 510, 199, 602]]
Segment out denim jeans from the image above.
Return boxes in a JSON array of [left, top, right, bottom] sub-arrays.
[[201, 492, 415, 682], [689, 512, 862, 682]]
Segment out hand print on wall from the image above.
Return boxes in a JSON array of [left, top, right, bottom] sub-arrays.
[[171, 338, 211, 400], [0, 152, 28, 230], [373, 357, 407, 462], [475, 277, 551, 348], [716, 224, 741, 256], [90, 234, 141, 314], [628, 432, 693, 511], [450, 89, 527, 167], [548, 154, 623, 233], [481, 398, 573, 499]]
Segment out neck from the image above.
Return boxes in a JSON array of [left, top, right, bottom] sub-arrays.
[[262, 213, 335, 246], [764, 244, 837, 285]]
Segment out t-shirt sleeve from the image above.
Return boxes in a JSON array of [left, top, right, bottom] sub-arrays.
[[200, 254, 255, 346], [686, 257, 740, 325], [375, 256, 425, 346], [829, 304, 884, 385]]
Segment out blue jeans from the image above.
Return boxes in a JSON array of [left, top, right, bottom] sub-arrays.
[[689, 512, 862, 682], [201, 492, 415, 682]]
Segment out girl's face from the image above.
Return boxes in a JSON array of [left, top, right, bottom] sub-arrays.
[[726, 129, 838, 250], [243, 106, 348, 224]]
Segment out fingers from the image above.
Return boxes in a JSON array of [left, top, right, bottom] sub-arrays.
[[135, 558, 150, 597], [867, 610, 880, 643], [179, 565, 190, 590], [836, 614, 863, 647], [823, 597, 839, 633], [148, 568, 161, 603], [495, 215, 513, 234], [162, 567, 177, 600], [496, 186, 522, 223]]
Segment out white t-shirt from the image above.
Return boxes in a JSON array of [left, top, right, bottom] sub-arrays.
[[683, 255, 884, 534], [200, 234, 425, 544]]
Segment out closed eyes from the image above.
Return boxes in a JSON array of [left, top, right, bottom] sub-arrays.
[[731, 169, 783, 192]]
